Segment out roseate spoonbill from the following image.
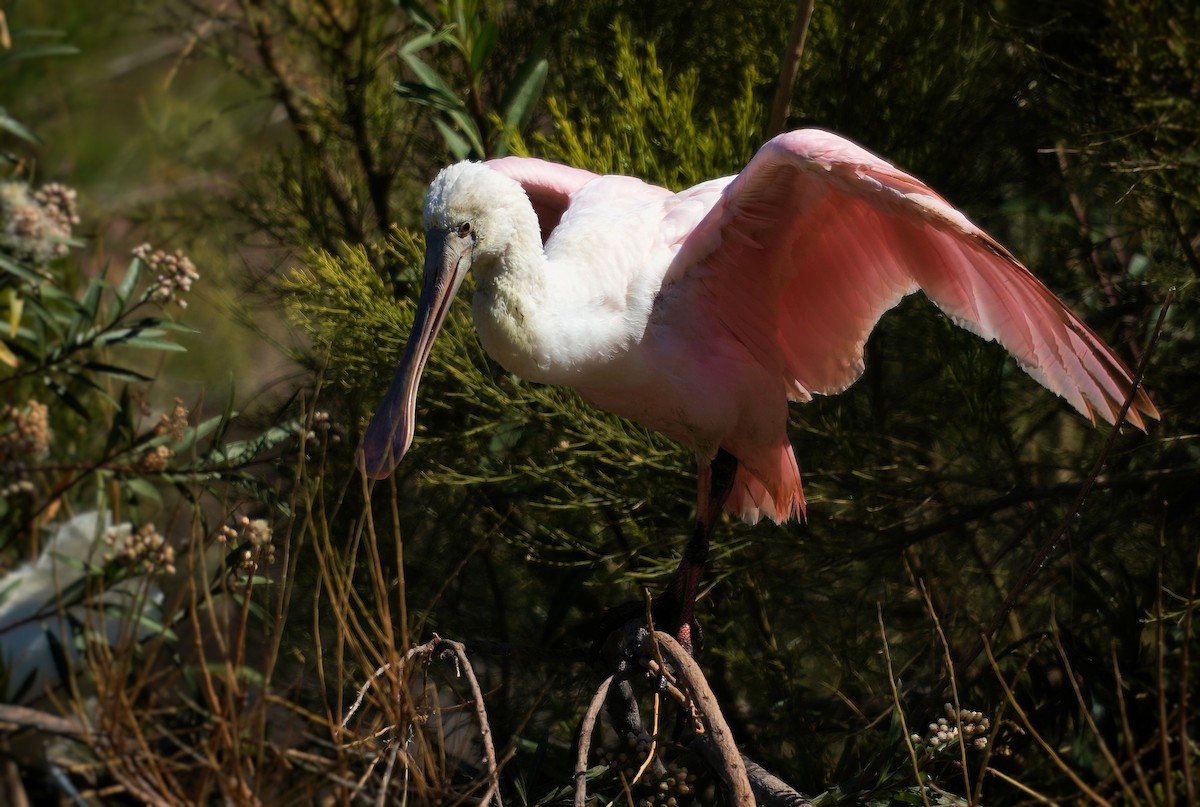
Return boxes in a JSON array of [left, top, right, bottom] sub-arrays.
[[361, 129, 1157, 648]]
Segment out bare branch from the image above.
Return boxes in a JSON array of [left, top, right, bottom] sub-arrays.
[[768, 0, 816, 136], [640, 631, 754, 807]]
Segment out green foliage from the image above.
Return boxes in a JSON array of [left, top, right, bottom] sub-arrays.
[[282, 234, 420, 397], [524, 22, 761, 186], [396, 0, 549, 159]]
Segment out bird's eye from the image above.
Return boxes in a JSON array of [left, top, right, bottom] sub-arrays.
[[457, 221, 473, 238]]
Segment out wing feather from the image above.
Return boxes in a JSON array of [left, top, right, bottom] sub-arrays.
[[486, 156, 600, 242], [669, 129, 1157, 428]]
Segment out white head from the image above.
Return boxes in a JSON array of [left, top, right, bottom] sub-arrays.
[[360, 161, 539, 477], [423, 162, 540, 279]]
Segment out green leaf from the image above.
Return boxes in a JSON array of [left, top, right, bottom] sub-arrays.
[[43, 376, 89, 419], [398, 0, 438, 32], [500, 54, 548, 133], [81, 361, 154, 383], [105, 386, 137, 456], [397, 51, 461, 108], [118, 337, 187, 352], [122, 476, 163, 508], [180, 413, 229, 451], [0, 109, 38, 144], [128, 610, 177, 643], [204, 419, 303, 468], [395, 79, 458, 114], [9, 43, 80, 60], [435, 118, 474, 161], [76, 279, 106, 335], [204, 662, 265, 687], [61, 365, 107, 393], [399, 27, 458, 56], [95, 325, 187, 352], [151, 319, 200, 334], [115, 257, 141, 307], [468, 20, 498, 73], [0, 251, 46, 282]]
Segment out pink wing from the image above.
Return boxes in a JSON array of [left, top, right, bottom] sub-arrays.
[[486, 156, 600, 243], [671, 129, 1158, 428]]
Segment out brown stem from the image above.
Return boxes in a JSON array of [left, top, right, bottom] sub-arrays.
[[768, 0, 816, 136], [239, 0, 366, 246], [574, 674, 614, 807]]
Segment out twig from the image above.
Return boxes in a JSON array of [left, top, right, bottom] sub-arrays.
[[919, 582, 974, 804], [855, 466, 1198, 562], [588, 628, 811, 807], [375, 741, 401, 807], [1155, 522, 1175, 807], [640, 632, 753, 807], [0, 704, 87, 739], [436, 639, 504, 807], [687, 741, 814, 807], [1054, 144, 1137, 359], [575, 674, 615, 807], [342, 639, 439, 729], [627, 689, 660, 788], [983, 637, 1111, 804], [1178, 544, 1200, 806], [603, 656, 666, 783], [984, 767, 1058, 803], [1109, 642, 1156, 804], [1049, 625, 1136, 801], [236, 0, 367, 246], [340, 636, 502, 807], [878, 606, 930, 807]]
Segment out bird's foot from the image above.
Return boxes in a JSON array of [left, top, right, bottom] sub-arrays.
[[586, 597, 701, 666], [673, 620, 701, 657]]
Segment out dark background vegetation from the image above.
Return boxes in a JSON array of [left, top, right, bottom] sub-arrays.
[[1, 0, 1197, 803]]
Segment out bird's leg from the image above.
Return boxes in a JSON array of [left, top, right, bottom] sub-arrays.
[[658, 448, 738, 654]]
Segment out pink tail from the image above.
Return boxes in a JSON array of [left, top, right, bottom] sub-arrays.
[[725, 443, 806, 525]]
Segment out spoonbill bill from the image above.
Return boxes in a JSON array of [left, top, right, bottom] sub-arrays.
[[361, 129, 1157, 648]]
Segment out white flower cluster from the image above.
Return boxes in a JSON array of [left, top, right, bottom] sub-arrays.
[[103, 522, 178, 576], [0, 399, 50, 464], [218, 516, 276, 572], [132, 243, 200, 308], [0, 180, 79, 266]]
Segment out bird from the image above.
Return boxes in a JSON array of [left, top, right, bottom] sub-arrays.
[[361, 128, 1158, 650]]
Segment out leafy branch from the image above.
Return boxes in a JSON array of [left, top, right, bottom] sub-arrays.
[[395, 0, 548, 159]]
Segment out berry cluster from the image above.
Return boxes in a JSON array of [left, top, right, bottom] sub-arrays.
[[912, 703, 991, 750], [597, 732, 703, 807]]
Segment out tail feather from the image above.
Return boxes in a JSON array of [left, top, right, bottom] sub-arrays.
[[726, 444, 806, 525]]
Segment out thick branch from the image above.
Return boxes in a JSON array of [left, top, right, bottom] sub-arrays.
[[0, 703, 87, 739], [642, 632, 754, 807]]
